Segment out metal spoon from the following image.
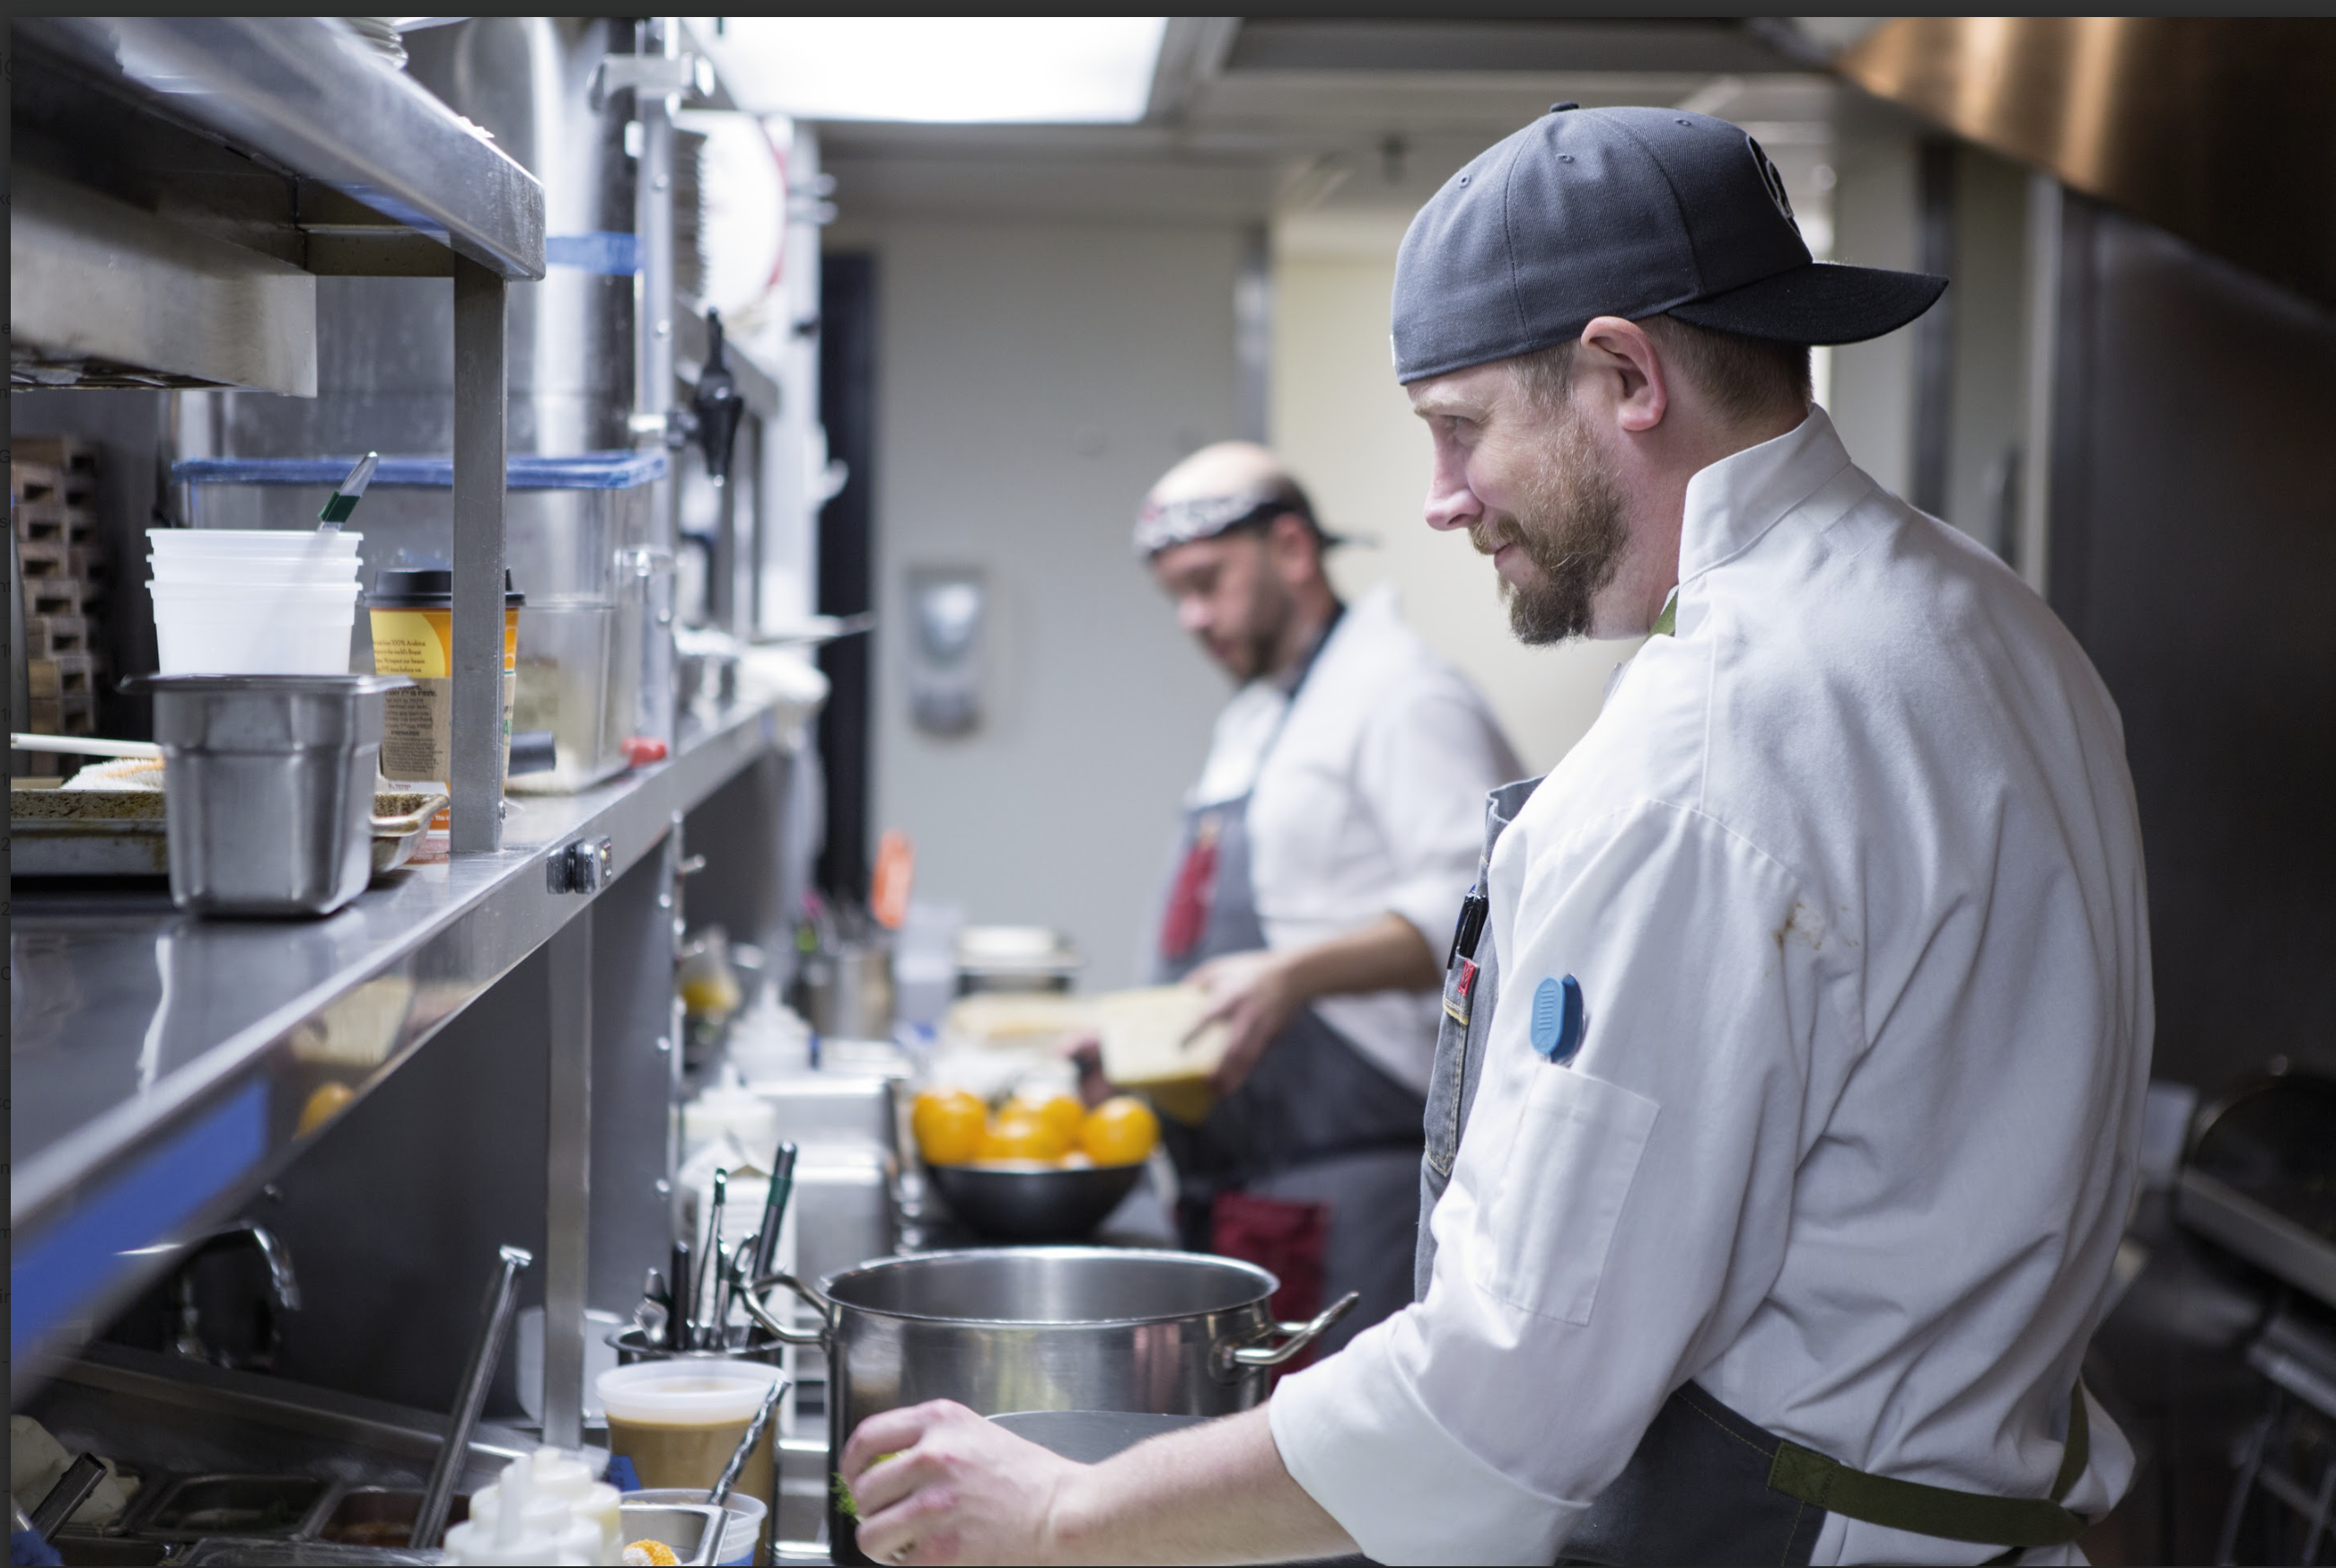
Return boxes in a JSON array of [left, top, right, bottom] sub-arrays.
[[637, 1266, 671, 1349], [708, 1380, 786, 1509]]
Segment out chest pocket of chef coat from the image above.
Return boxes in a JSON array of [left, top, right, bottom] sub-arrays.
[[1476, 1066, 1661, 1326]]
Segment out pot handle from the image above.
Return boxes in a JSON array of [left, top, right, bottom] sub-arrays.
[[738, 1267, 833, 1349], [1224, 1291, 1361, 1371]]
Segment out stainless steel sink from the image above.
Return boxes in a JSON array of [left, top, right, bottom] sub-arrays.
[[30, 1347, 730, 1565], [29, 1345, 527, 1562]]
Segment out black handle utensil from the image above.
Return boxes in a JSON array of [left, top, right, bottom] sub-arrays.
[[751, 1141, 800, 1279]]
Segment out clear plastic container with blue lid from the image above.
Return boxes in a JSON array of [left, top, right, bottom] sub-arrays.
[[171, 451, 667, 793]]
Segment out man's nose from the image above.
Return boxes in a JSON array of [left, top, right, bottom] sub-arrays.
[[1424, 450, 1480, 534], [1178, 597, 1213, 635]]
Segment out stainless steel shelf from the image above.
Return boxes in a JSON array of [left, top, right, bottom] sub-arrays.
[[9, 703, 788, 1399], [16, 17, 546, 281]]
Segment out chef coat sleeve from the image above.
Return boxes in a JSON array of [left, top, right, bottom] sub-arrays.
[[1355, 674, 1524, 947], [1268, 799, 1848, 1566]]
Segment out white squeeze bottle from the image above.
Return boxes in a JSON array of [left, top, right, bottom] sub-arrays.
[[444, 1453, 600, 1565], [528, 1447, 624, 1564]]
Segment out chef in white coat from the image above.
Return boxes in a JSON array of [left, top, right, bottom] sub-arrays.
[[1111, 439, 1523, 1354], [838, 107, 2152, 1567]]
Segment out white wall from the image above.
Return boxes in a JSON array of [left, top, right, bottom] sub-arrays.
[[1269, 215, 1638, 776], [1827, 133, 1920, 498], [859, 218, 1245, 988]]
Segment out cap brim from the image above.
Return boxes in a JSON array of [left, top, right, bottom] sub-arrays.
[[1667, 262, 1947, 346]]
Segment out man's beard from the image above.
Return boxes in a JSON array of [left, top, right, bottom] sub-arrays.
[[1471, 405, 1629, 645], [1218, 569, 1294, 683]]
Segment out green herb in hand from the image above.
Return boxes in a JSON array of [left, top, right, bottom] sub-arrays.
[[833, 1453, 900, 1520]]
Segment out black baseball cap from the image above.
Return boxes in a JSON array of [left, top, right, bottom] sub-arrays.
[[1392, 105, 1946, 384]]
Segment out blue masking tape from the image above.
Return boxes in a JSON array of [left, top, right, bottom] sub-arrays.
[[12, 1082, 268, 1362], [546, 231, 642, 276]]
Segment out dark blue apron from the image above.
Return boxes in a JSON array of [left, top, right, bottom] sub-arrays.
[[1153, 626, 1428, 1356]]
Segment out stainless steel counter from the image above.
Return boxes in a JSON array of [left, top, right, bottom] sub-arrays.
[[10, 702, 790, 1400]]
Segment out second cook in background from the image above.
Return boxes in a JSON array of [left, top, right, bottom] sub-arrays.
[[1118, 441, 1523, 1351]]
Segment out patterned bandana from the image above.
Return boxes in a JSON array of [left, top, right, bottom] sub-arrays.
[[1134, 483, 1322, 558]]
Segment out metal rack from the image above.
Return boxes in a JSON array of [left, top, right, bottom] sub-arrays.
[[13, 15, 546, 854], [10, 18, 719, 1443]]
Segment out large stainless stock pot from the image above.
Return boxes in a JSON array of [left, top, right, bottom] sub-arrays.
[[739, 1247, 1354, 1563]]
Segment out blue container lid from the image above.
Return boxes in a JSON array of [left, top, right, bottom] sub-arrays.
[[171, 451, 668, 490]]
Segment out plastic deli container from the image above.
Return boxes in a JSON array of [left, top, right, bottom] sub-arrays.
[[367, 566, 523, 795], [620, 1489, 767, 1567], [172, 452, 667, 793], [596, 1362, 785, 1561], [145, 530, 365, 676]]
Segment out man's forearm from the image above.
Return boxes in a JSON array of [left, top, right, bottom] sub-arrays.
[[1280, 910, 1441, 1003], [1049, 1406, 1357, 1566]]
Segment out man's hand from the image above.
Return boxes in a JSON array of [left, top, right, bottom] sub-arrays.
[[1060, 1029, 1111, 1108], [1182, 913, 1442, 1095], [840, 1400, 1359, 1567], [843, 1400, 1080, 1566], [1185, 949, 1302, 1094]]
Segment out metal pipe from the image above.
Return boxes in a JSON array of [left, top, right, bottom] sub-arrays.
[[542, 911, 594, 1449], [28, 1454, 109, 1539], [413, 1243, 532, 1550], [450, 257, 508, 854]]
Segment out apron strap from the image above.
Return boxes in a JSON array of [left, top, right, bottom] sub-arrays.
[[1765, 1385, 2090, 1551]]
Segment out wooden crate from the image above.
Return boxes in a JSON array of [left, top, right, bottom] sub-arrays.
[[28, 693, 97, 736], [13, 501, 97, 547], [29, 653, 96, 701], [13, 436, 99, 505], [22, 576, 86, 619], [25, 615, 92, 656], [19, 535, 71, 578], [11, 460, 65, 508], [67, 543, 111, 586]]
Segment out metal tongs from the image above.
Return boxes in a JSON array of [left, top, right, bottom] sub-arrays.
[[638, 1138, 800, 1351]]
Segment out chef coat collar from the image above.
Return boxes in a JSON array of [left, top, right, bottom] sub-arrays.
[[1675, 405, 1857, 591], [1269, 596, 1348, 695]]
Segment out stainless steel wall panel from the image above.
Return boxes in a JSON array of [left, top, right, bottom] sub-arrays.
[[13, 171, 318, 395]]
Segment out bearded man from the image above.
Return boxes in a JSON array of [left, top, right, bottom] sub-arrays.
[[1107, 439, 1523, 1357], [836, 106, 2148, 1568]]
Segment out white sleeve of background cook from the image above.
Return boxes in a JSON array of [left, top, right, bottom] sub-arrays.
[[1356, 675, 1524, 943], [1270, 800, 1843, 1564]]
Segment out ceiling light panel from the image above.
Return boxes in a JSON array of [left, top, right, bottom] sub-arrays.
[[693, 17, 1168, 124]]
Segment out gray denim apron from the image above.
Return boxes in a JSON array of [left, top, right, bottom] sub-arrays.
[[1154, 630, 1428, 1355], [1417, 781, 2093, 1566]]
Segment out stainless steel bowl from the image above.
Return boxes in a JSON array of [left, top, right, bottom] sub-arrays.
[[126, 674, 409, 917], [988, 1409, 1209, 1463], [924, 1161, 1146, 1243], [739, 1248, 1355, 1568]]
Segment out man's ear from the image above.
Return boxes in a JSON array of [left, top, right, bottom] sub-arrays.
[[1267, 512, 1319, 582], [1577, 316, 1668, 434]]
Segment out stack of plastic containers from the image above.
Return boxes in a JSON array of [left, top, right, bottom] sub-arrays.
[[146, 529, 363, 675]]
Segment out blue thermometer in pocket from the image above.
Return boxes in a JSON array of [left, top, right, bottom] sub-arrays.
[[1530, 975, 1587, 1064]]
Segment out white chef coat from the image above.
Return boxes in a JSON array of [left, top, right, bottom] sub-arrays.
[[1183, 583, 1524, 1094], [1269, 408, 2152, 1565]]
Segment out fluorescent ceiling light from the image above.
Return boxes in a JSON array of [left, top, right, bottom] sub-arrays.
[[693, 17, 1167, 124]]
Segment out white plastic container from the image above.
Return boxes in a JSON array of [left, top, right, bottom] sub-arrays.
[[597, 1360, 785, 1562], [147, 526, 364, 559], [149, 555, 364, 586], [149, 581, 362, 676], [146, 529, 365, 675]]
